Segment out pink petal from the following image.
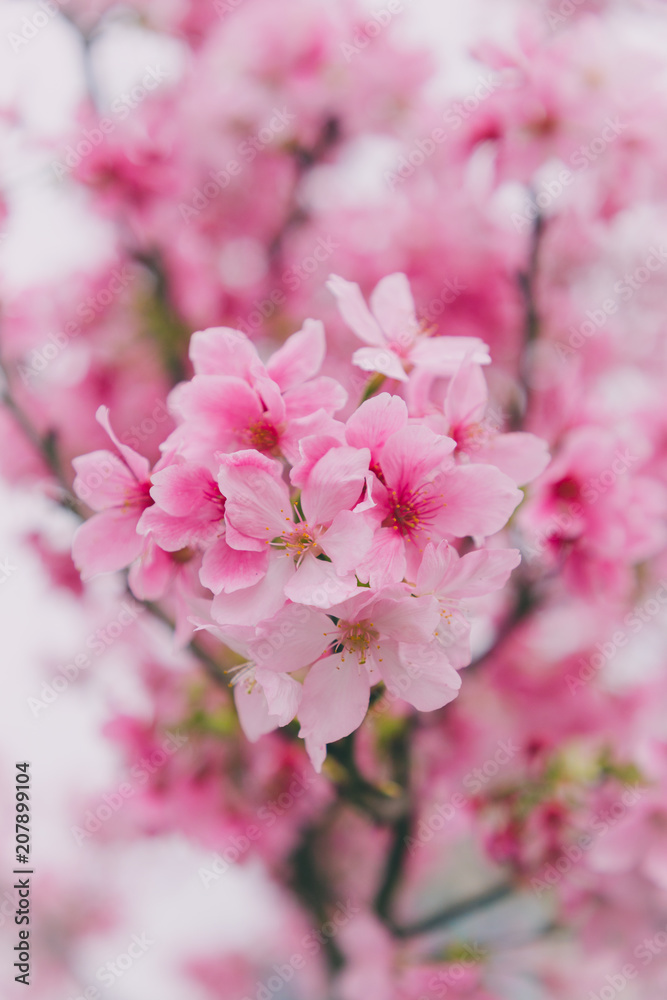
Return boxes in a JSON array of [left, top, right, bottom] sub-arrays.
[[380, 425, 455, 494], [327, 274, 385, 346], [266, 318, 325, 390], [357, 527, 407, 588], [369, 273, 418, 347], [289, 431, 346, 488], [234, 682, 280, 742], [433, 465, 522, 538], [299, 653, 371, 771], [137, 504, 211, 551], [379, 641, 461, 711], [444, 361, 488, 427], [283, 377, 348, 419], [128, 538, 175, 600], [211, 556, 293, 627], [439, 546, 522, 598], [72, 508, 144, 579], [409, 336, 490, 374], [284, 554, 360, 608], [95, 405, 151, 483], [254, 668, 301, 726], [171, 375, 262, 449], [319, 510, 375, 573], [200, 540, 268, 595], [72, 450, 140, 512], [472, 433, 550, 485], [415, 540, 456, 593], [189, 326, 261, 379], [345, 393, 408, 460], [149, 463, 219, 516], [352, 346, 408, 382], [301, 446, 370, 525], [250, 604, 331, 673], [367, 593, 440, 644], [217, 452, 292, 541], [280, 412, 346, 466]]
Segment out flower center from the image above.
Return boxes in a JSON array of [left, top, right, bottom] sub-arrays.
[[383, 485, 444, 540], [339, 619, 378, 663], [552, 476, 580, 502], [270, 523, 320, 564], [247, 420, 279, 453]]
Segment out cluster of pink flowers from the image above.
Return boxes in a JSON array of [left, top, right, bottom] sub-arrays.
[[71, 273, 548, 770], [5, 0, 667, 996]]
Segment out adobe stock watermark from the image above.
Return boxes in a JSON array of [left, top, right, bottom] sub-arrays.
[[530, 783, 644, 896], [234, 235, 340, 334], [588, 919, 667, 1000], [27, 602, 145, 717], [7, 0, 69, 53], [405, 740, 520, 855], [121, 399, 170, 449], [198, 772, 318, 887], [566, 581, 667, 694], [51, 67, 170, 180], [240, 900, 360, 1000], [554, 245, 667, 361], [0, 557, 17, 584], [66, 932, 154, 999], [524, 447, 640, 560], [385, 75, 500, 190], [546, 0, 590, 30], [511, 117, 627, 231], [71, 730, 188, 845], [340, 0, 407, 63], [417, 942, 487, 999], [179, 108, 296, 222], [213, 0, 244, 18], [17, 266, 137, 385]]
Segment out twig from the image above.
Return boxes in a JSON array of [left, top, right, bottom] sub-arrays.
[[390, 881, 514, 939]]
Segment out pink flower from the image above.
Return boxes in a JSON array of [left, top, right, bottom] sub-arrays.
[[437, 360, 550, 485], [137, 458, 268, 598], [71, 406, 152, 579], [246, 587, 449, 770], [414, 540, 522, 668], [344, 393, 523, 585], [163, 320, 346, 467], [327, 272, 490, 382], [213, 444, 374, 623]]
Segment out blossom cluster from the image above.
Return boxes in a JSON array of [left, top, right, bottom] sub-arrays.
[[71, 273, 547, 770], [5, 0, 667, 996]]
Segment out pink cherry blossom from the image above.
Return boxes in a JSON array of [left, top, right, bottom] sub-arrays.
[[327, 272, 491, 382]]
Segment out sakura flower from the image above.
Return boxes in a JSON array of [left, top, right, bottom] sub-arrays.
[[71, 406, 153, 579], [247, 587, 452, 771], [163, 320, 346, 467], [344, 393, 523, 585], [193, 619, 302, 744], [413, 541, 522, 668], [327, 272, 490, 382], [435, 360, 550, 485], [213, 444, 374, 623], [137, 459, 267, 598]]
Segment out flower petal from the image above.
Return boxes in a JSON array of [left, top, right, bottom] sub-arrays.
[[369, 273, 418, 347], [327, 274, 385, 346], [352, 346, 408, 382], [299, 654, 370, 772], [266, 318, 325, 390]]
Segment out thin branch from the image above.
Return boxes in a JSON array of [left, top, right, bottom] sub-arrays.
[[390, 881, 514, 939], [513, 210, 545, 429]]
